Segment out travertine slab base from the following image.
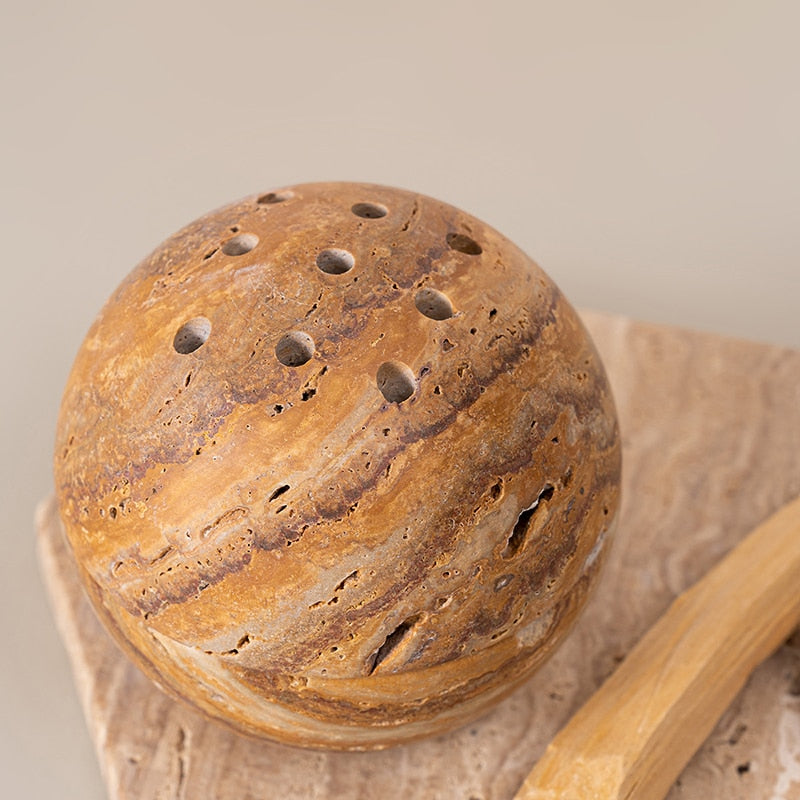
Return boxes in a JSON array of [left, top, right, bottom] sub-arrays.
[[38, 312, 800, 799]]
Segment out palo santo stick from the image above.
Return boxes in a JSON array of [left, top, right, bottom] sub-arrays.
[[515, 495, 800, 800]]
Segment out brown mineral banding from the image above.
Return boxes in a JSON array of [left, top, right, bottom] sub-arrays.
[[54, 182, 621, 749]]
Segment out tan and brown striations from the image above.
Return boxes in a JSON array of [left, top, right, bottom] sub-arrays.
[[53, 182, 621, 749]]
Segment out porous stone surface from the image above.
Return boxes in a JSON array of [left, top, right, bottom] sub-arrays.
[[53, 182, 620, 749]]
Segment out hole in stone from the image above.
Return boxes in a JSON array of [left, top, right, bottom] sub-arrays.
[[173, 317, 211, 354], [503, 485, 555, 558], [446, 232, 482, 255], [376, 361, 416, 403], [494, 574, 514, 591], [367, 613, 422, 675], [258, 190, 294, 204], [221, 233, 258, 256], [269, 484, 290, 502], [276, 331, 315, 366], [352, 202, 388, 219], [414, 287, 454, 320], [317, 248, 355, 274]]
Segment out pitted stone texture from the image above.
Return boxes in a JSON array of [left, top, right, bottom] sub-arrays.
[[54, 183, 620, 749]]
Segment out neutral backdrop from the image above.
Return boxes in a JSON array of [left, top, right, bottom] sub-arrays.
[[1, 2, 798, 798]]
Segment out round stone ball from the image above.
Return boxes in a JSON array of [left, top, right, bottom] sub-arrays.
[[54, 182, 621, 750]]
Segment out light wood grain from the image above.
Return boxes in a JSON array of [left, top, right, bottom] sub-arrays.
[[515, 495, 800, 799], [38, 311, 800, 799]]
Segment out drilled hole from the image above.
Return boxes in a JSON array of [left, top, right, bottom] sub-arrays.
[[257, 190, 294, 204], [317, 248, 355, 274], [377, 361, 416, 403], [221, 233, 258, 256], [352, 202, 388, 219], [276, 331, 315, 366], [446, 232, 482, 255], [414, 287, 454, 320], [173, 317, 211, 354]]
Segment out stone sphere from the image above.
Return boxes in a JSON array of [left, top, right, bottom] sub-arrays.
[[54, 182, 621, 749]]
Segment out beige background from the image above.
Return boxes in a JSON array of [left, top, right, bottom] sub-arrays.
[[1, 2, 798, 798]]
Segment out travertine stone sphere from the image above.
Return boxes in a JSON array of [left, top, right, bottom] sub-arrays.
[[54, 183, 621, 749]]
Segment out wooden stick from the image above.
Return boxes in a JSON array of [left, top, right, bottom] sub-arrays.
[[514, 495, 800, 800]]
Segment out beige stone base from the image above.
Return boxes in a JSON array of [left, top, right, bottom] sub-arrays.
[[38, 311, 800, 799]]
